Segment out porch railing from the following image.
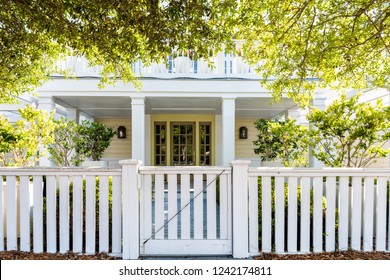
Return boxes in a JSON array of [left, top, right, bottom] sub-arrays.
[[54, 52, 259, 79]]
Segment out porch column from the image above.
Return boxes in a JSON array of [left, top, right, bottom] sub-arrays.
[[144, 114, 151, 166], [38, 97, 56, 167], [215, 115, 222, 165], [287, 107, 309, 125], [310, 97, 327, 168], [66, 108, 80, 124], [131, 97, 145, 164], [221, 97, 236, 166]]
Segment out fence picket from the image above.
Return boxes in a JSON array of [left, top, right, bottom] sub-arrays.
[[33, 176, 43, 253], [0, 177, 3, 251], [313, 176, 323, 253], [338, 176, 349, 251], [220, 174, 229, 240], [363, 177, 374, 252], [72, 175, 83, 253], [111, 175, 121, 254], [351, 176, 362, 251], [6, 176, 17, 251], [143, 174, 153, 242], [99, 176, 109, 253], [168, 174, 178, 239], [19, 176, 30, 252], [86, 175, 96, 253], [207, 174, 217, 240], [155, 174, 165, 240], [59, 176, 69, 253], [46, 176, 57, 253], [375, 177, 387, 251], [287, 176, 298, 253], [275, 176, 285, 253], [262, 176, 272, 252], [180, 174, 190, 239], [194, 174, 203, 239], [325, 176, 336, 252], [300, 177, 310, 253], [248, 176, 258, 253]]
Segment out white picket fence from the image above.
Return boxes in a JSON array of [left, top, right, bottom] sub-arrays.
[[247, 167, 390, 254], [1, 160, 389, 259], [0, 168, 122, 255]]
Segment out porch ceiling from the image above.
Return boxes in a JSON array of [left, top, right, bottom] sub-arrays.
[[54, 96, 297, 119]]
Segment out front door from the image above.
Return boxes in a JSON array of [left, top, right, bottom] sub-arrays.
[[171, 123, 195, 166]]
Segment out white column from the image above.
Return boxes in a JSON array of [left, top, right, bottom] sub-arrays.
[[221, 98, 236, 166], [66, 108, 80, 124], [287, 108, 309, 125], [144, 114, 151, 166], [310, 97, 327, 168], [215, 115, 222, 165], [131, 97, 145, 164], [38, 97, 56, 167], [231, 160, 250, 258]]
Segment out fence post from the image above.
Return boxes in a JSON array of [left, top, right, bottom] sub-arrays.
[[120, 159, 141, 260], [231, 160, 250, 258]]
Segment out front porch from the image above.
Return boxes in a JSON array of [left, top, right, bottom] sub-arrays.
[[37, 78, 324, 167]]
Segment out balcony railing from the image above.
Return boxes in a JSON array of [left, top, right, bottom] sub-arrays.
[[54, 52, 260, 79]]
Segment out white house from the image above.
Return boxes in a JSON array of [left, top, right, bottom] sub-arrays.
[[2, 52, 389, 168], [34, 53, 331, 168]]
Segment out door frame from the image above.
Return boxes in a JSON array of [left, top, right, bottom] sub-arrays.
[[151, 115, 215, 166]]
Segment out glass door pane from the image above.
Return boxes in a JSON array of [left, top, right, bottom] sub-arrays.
[[200, 123, 211, 166], [171, 123, 195, 166], [154, 123, 167, 165]]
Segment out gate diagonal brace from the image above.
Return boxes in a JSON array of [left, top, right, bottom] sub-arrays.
[[143, 169, 226, 245]]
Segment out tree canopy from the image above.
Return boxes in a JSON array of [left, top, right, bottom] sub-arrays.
[[1, 0, 389, 105], [239, 0, 390, 106], [0, 0, 237, 103]]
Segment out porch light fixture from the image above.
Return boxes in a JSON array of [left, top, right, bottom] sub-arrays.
[[117, 126, 126, 139], [239, 126, 248, 139]]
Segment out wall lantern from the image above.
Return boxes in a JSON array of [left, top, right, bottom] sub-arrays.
[[239, 126, 248, 139], [117, 126, 126, 139]]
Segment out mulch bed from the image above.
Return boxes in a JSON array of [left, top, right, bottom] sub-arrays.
[[1, 250, 390, 260], [254, 251, 390, 260]]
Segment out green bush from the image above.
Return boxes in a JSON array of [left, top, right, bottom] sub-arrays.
[[75, 120, 116, 162]]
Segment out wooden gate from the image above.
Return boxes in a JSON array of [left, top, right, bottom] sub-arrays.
[[138, 166, 232, 256]]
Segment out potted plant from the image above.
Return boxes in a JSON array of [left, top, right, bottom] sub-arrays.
[[75, 120, 116, 167]]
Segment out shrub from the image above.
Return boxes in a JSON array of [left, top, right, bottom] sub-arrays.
[[75, 120, 116, 162], [48, 117, 79, 167]]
